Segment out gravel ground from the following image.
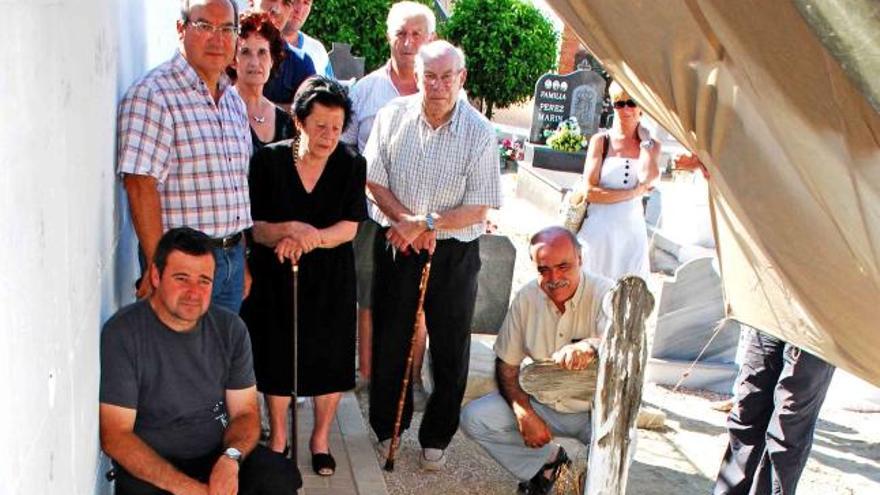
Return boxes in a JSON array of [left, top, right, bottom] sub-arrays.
[[356, 171, 880, 494]]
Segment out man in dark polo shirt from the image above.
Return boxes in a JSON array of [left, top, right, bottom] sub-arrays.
[[99, 228, 299, 495]]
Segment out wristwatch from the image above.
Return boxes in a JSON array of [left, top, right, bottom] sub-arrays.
[[223, 447, 242, 465], [424, 213, 436, 231]]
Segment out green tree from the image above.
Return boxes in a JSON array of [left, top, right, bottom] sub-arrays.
[[440, 0, 558, 119], [307, 0, 434, 74]]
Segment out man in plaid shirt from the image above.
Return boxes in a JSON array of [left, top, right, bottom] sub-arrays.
[[117, 0, 252, 312], [365, 40, 502, 471]]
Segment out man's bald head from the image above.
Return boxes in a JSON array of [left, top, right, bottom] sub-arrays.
[[529, 226, 581, 260], [529, 226, 583, 308], [181, 0, 238, 23]]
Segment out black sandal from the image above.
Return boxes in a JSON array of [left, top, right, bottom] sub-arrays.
[[312, 452, 336, 476], [517, 446, 571, 494]]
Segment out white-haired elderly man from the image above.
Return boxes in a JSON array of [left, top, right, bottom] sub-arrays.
[[341, 1, 435, 151], [342, 0, 436, 400], [365, 40, 502, 470]]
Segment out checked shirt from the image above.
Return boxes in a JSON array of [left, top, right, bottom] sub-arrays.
[[365, 94, 502, 242], [117, 51, 252, 238]]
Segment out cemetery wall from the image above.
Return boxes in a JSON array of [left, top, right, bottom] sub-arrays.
[[0, 2, 178, 493]]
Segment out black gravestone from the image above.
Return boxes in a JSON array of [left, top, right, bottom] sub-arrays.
[[529, 70, 607, 143]]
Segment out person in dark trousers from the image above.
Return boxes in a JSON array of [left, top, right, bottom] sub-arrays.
[[99, 227, 300, 495], [365, 40, 502, 470], [675, 153, 836, 495], [713, 329, 835, 494], [340, 0, 437, 407]]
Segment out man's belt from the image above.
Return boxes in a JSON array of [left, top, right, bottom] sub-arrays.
[[208, 232, 243, 250]]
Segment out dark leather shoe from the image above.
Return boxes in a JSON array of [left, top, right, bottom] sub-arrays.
[[516, 446, 571, 495]]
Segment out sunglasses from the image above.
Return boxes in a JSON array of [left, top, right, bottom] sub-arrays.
[[613, 99, 638, 109]]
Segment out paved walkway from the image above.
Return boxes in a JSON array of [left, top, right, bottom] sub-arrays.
[[294, 392, 387, 495]]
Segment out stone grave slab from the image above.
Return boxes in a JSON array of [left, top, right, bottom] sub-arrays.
[[462, 334, 498, 404], [652, 257, 739, 363], [328, 42, 364, 82], [471, 234, 516, 334], [515, 162, 582, 219], [647, 257, 740, 393]]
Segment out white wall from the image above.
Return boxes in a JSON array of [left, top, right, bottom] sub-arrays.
[[0, 1, 178, 493]]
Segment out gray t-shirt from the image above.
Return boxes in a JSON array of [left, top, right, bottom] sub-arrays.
[[100, 300, 255, 459]]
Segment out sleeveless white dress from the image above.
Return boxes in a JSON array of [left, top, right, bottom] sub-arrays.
[[576, 156, 649, 280]]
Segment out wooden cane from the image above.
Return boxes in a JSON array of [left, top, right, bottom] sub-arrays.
[[289, 261, 299, 465], [384, 255, 432, 471]]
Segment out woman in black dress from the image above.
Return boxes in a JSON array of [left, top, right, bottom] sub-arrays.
[[240, 77, 365, 477], [229, 12, 294, 152]]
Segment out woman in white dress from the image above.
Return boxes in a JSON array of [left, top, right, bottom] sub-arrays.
[[576, 82, 661, 280]]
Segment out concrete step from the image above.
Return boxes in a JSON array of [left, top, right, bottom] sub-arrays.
[[295, 392, 388, 495]]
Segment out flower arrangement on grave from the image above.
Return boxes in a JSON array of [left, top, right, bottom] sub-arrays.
[[544, 117, 588, 153], [498, 137, 525, 162]]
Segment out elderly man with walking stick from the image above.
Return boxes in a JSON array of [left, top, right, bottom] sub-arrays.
[[365, 40, 502, 470]]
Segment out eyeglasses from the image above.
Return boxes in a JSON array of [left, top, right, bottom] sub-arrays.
[[613, 99, 637, 109], [187, 20, 238, 37], [423, 71, 461, 87]]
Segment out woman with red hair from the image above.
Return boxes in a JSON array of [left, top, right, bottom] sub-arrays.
[[229, 11, 294, 151]]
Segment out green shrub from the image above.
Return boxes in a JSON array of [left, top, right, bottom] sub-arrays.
[[307, 0, 434, 73], [440, 0, 557, 119]]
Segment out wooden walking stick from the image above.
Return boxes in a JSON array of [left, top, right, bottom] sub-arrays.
[[289, 261, 299, 464], [384, 254, 432, 472]]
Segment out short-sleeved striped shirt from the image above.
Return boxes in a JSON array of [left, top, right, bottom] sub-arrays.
[[117, 51, 252, 238], [365, 95, 502, 242]]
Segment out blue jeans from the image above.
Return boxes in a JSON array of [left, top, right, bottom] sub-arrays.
[[210, 241, 245, 313]]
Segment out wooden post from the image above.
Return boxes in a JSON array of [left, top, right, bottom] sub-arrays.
[[584, 276, 654, 495]]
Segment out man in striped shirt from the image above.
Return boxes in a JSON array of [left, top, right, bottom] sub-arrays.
[[366, 40, 502, 471], [118, 0, 252, 312]]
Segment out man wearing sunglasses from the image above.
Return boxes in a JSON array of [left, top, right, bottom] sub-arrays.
[[118, 0, 254, 313]]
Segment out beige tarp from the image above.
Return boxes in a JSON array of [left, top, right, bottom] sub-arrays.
[[545, 0, 880, 385]]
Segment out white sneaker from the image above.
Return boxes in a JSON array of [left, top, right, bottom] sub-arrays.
[[420, 447, 446, 471], [413, 383, 429, 412]]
